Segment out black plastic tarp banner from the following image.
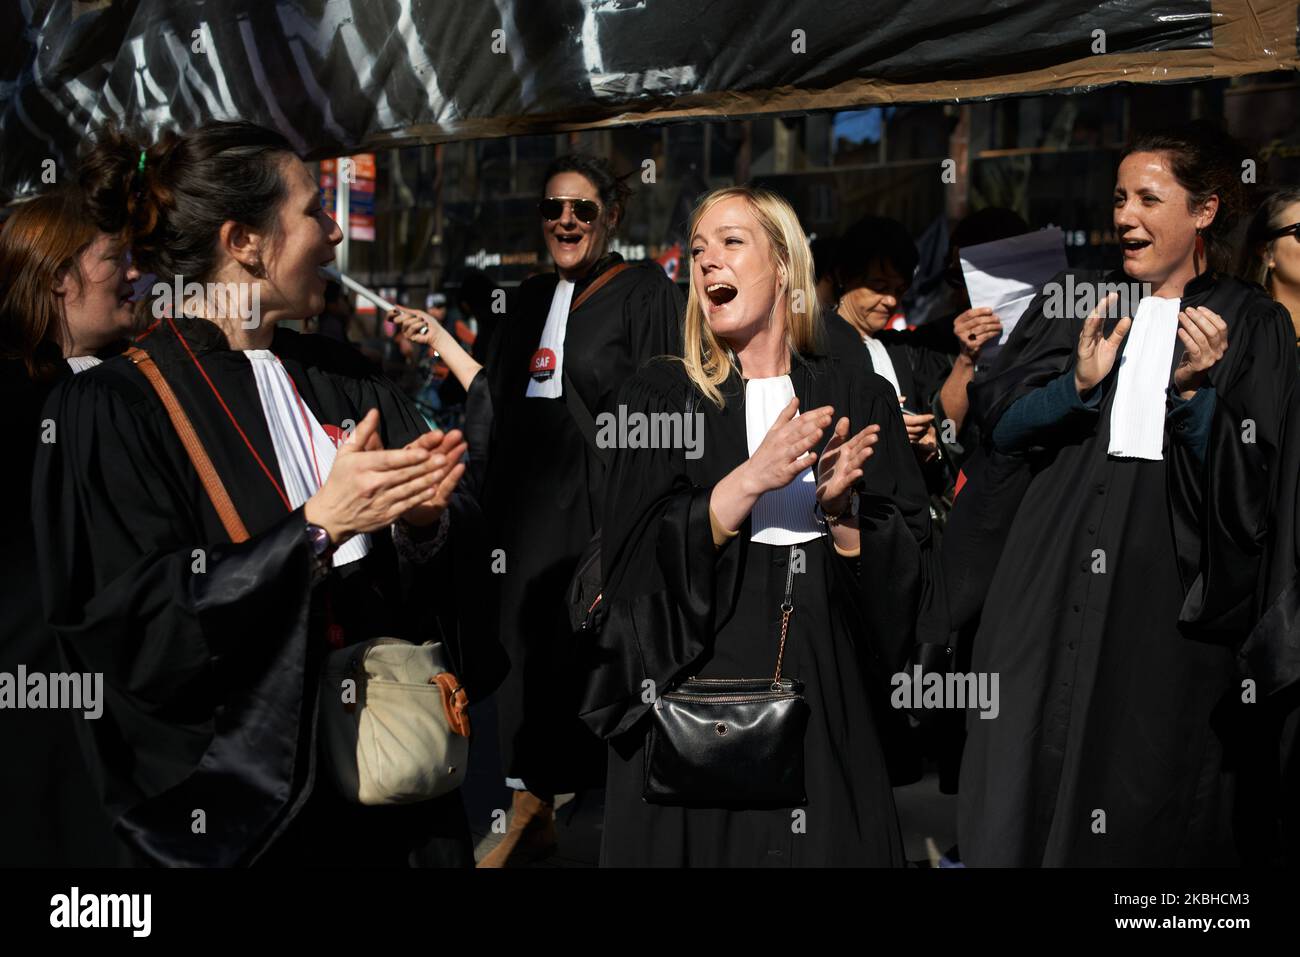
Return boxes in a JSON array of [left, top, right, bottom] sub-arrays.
[[2, 0, 1295, 202]]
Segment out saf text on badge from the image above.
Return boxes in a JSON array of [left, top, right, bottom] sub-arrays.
[[529, 347, 557, 383]]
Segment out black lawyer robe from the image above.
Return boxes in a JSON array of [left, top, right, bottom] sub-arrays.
[[578, 352, 941, 866], [1238, 350, 1300, 860], [32, 315, 505, 866], [823, 311, 953, 497], [822, 311, 952, 417], [1, 358, 129, 865], [957, 269, 1296, 866], [482, 253, 682, 794]]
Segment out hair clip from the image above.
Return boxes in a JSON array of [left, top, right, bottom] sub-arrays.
[[137, 150, 147, 174]]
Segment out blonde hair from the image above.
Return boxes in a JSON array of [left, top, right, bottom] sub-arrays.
[[680, 186, 820, 407]]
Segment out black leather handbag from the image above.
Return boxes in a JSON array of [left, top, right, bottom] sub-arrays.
[[643, 545, 810, 807]]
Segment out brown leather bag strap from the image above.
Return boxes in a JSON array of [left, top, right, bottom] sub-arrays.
[[125, 346, 250, 543], [569, 261, 632, 313]]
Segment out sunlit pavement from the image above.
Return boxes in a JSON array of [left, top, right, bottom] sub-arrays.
[[463, 696, 958, 867]]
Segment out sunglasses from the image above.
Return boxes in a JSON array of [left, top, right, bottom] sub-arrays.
[[539, 196, 602, 224], [1267, 221, 1300, 241]]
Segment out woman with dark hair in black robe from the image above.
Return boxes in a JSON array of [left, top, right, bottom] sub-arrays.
[[478, 153, 682, 866], [578, 186, 939, 867], [822, 216, 951, 481], [32, 122, 504, 867], [958, 125, 1297, 866]]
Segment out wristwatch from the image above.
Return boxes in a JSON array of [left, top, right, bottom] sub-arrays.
[[305, 522, 337, 580], [817, 489, 858, 527]]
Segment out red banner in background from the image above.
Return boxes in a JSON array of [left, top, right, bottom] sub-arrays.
[[320, 154, 376, 243]]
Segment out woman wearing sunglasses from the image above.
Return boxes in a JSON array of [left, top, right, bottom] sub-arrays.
[[1241, 186, 1300, 360], [1238, 186, 1300, 861], [478, 153, 683, 867]]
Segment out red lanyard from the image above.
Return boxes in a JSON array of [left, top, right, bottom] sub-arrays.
[[166, 315, 325, 508]]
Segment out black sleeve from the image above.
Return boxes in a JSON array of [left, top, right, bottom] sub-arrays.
[[32, 372, 317, 866], [576, 369, 742, 740], [622, 265, 685, 367], [1170, 297, 1299, 641], [458, 369, 493, 502], [363, 361, 433, 449], [845, 370, 949, 669], [904, 342, 955, 413], [967, 268, 1083, 440], [359, 353, 508, 699], [1240, 382, 1300, 697]]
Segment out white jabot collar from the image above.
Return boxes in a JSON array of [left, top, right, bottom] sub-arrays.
[[744, 375, 820, 545], [525, 279, 575, 399], [245, 350, 369, 566], [1107, 297, 1181, 461], [862, 335, 902, 398]]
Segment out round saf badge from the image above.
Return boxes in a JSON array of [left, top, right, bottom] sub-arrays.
[[529, 347, 557, 383], [321, 423, 350, 448]]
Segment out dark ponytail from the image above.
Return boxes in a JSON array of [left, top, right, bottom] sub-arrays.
[[1124, 122, 1246, 275], [79, 121, 295, 283]]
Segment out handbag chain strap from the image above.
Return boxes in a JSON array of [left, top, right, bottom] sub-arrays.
[[772, 544, 797, 688]]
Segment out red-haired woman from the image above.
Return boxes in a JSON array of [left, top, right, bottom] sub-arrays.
[[0, 186, 141, 864]]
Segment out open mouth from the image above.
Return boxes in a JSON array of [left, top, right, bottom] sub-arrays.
[[1121, 238, 1151, 253], [704, 282, 738, 305], [554, 233, 583, 248]]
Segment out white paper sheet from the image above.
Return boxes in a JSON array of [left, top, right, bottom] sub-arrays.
[[958, 227, 1068, 365]]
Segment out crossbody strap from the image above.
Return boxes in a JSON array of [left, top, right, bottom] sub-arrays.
[[125, 346, 250, 543], [570, 261, 631, 313], [561, 367, 610, 470], [560, 261, 633, 469], [774, 543, 797, 685]]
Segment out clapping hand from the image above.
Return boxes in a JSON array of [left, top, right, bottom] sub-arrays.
[[815, 416, 881, 515], [739, 398, 834, 497], [304, 409, 445, 545], [1073, 292, 1131, 396], [399, 428, 467, 527], [1171, 305, 1227, 397]]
